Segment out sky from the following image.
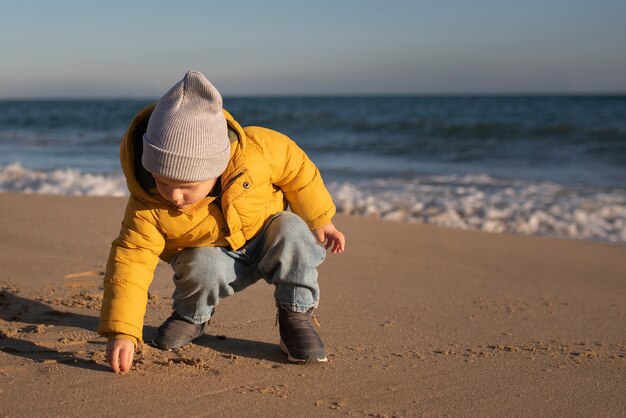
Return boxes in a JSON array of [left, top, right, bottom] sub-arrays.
[[1, 0, 625, 98]]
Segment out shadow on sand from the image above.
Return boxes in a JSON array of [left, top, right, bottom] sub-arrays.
[[194, 334, 289, 364], [0, 289, 111, 372], [1, 289, 289, 370]]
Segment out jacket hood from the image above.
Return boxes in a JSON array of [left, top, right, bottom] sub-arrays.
[[120, 104, 246, 206]]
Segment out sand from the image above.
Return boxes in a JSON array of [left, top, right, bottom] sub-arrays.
[[0, 193, 624, 417]]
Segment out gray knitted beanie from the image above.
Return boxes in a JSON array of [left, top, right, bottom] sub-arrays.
[[142, 70, 230, 182]]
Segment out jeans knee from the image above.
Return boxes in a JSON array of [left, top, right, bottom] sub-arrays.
[[173, 246, 232, 286], [260, 212, 326, 276], [270, 212, 315, 244]]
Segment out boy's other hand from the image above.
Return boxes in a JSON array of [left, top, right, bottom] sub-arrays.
[[313, 222, 346, 254], [106, 338, 135, 373]]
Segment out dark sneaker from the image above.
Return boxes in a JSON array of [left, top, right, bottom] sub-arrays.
[[278, 309, 327, 363], [152, 312, 208, 350]]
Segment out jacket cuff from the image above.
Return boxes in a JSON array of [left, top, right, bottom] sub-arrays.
[[107, 333, 138, 347], [306, 205, 336, 231]]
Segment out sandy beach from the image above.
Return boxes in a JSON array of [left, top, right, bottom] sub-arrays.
[[0, 193, 624, 417]]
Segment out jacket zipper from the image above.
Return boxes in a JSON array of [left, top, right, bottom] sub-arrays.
[[218, 170, 247, 198], [214, 170, 247, 233]]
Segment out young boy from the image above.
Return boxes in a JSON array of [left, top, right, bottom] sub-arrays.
[[98, 71, 345, 373]]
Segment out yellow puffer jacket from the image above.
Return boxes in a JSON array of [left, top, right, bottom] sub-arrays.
[[98, 104, 336, 344]]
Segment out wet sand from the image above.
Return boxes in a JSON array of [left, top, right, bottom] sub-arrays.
[[1, 193, 625, 417]]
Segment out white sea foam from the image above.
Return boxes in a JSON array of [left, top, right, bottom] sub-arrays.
[[0, 162, 128, 197], [327, 175, 626, 245], [1, 163, 624, 244]]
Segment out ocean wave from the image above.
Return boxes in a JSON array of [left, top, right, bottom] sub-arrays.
[[1, 163, 624, 244], [0, 162, 127, 196], [326, 176, 626, 245]]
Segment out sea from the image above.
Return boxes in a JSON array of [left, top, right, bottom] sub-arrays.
[[1, 96, 625, 245]]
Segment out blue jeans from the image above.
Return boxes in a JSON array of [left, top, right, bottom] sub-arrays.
[[169, 211, 327, 324]]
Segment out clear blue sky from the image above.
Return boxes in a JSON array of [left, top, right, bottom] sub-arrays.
[[1, 0, 625, 98]]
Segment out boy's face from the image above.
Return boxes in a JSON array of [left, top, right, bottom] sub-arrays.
[[153, 175, 217, 209]]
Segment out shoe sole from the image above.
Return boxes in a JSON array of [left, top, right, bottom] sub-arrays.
[[280, 339, 327, 363], [150, 340, 187, 351]]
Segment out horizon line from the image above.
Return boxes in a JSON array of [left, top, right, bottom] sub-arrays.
[[1, 91, 626, 101]]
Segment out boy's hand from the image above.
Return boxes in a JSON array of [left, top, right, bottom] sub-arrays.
[[106, 338, 135, 373], [313, 222, 346, 254]]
